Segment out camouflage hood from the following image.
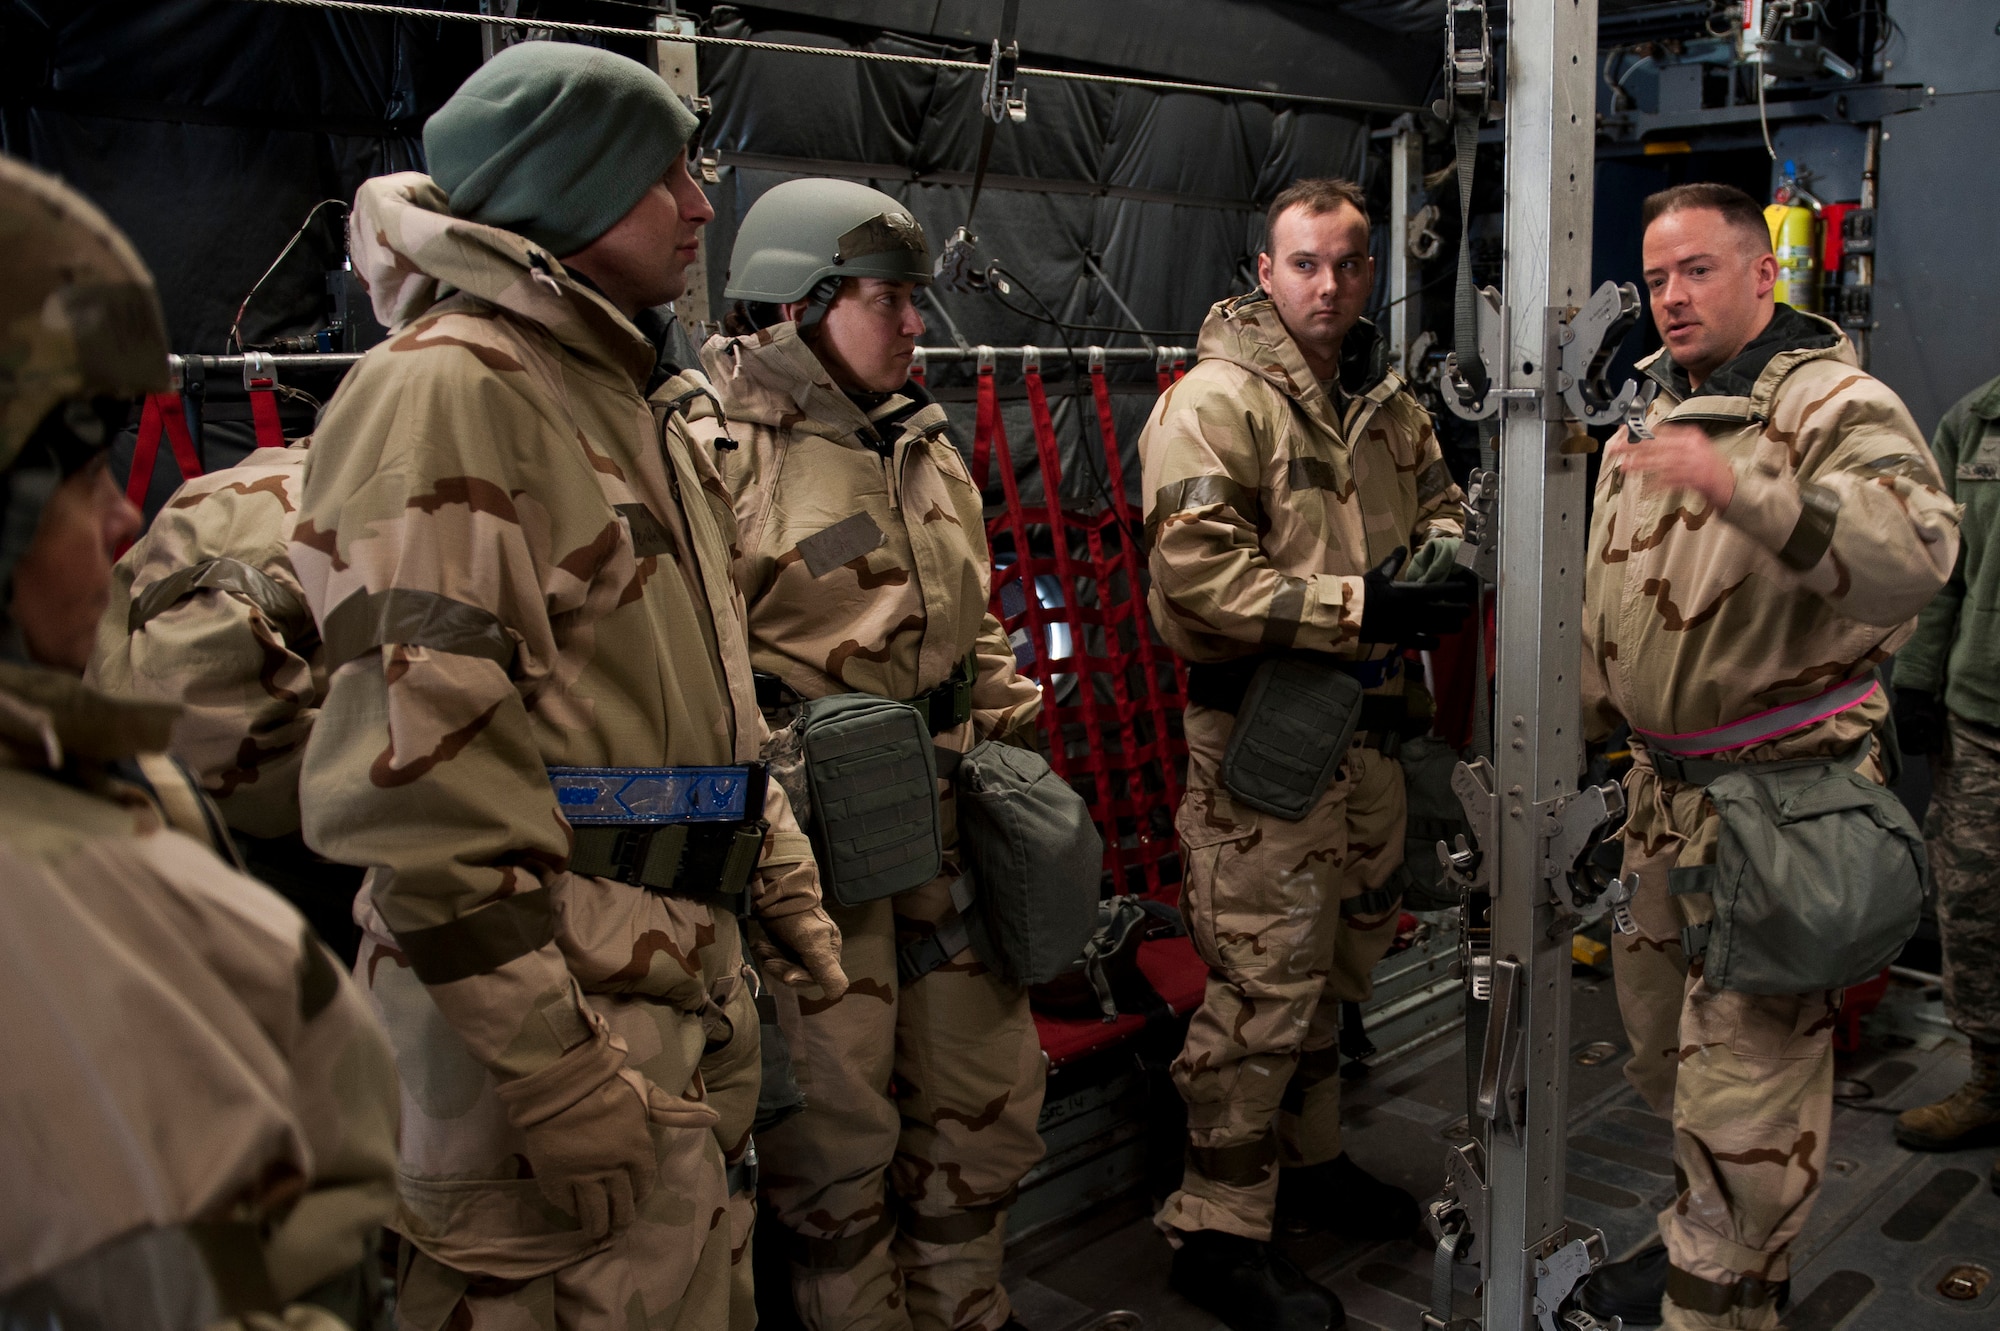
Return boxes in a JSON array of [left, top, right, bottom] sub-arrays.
[[1194, 293, 1400, 428], [696, 321, 901, 447], [348, 171, 654, 387], [1637, 303, 1849, 413]]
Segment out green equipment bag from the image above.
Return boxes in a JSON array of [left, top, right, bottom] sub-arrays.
[[1390, 733, 1473, 912], [1220, 654, 1364, 821], [952, 741, 1103, 986], [798, 693, 943, 907], [1671, 746, 1927, 994]]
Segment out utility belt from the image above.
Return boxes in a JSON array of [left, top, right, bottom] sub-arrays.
[[756, 651, 977, 737], [1185, 653, 1407, 752], [1634, 673, 1880, 786], [552, 764, 768, 916]]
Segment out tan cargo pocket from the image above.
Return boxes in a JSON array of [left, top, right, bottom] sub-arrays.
[[1174, 788, 1261, 972]]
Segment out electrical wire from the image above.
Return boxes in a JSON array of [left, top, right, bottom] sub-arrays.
[[983, 260, 1140, 538], [984, 282, 1195, 340], [230, 0, 1425, 114], [228, 198, 348, 352]]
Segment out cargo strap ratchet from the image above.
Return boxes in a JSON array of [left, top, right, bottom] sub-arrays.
[[555, 764, 767, 914]]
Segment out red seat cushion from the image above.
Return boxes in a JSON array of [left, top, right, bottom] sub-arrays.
[[1033, 935, 1210, 1068]]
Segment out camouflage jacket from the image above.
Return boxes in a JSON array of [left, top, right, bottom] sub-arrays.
[[0, 661, 397, 1315], [293, 175, 815, 1270], [1138, 296, 1463, 673], [87, 443, 317, 840], [1582, 307, 1960, 757], [1894, 371, 2000, 726], [678, 323, 1040, 747]]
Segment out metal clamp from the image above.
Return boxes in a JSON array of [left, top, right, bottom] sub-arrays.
[[1622, 380, 1658, 443], [1087, 345, 1106, 373], [1454, 467, 1497, 580], [1534, 1229, 1612, 1331], [1603, 873, 1639, 936], [1155, 345, 1187, 375], [1408, 202, 1444, 262], [1437, 757, 1498, 896], [1556, 281, 1642, 426], [935, 227, 984, 293], [1536, 781, 1627, 915], [242, 350, 277, 391], [1441, 286, 1506, 421], [982, 37, 1027, 123], [1476, 956, 1527, 1141], [974, 344, 996, 375], [1020, 345, 1041, 375], [1421, 1138, 1488, 1331]]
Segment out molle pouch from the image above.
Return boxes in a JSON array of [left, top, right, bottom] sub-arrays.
[[1671, 751, 1927, 994], [1220, 654, 1365, 821], [799, 693, 943, 907], [952, 741, 1103, 986]]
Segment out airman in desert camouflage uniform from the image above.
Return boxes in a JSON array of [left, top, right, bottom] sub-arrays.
[[680, 178, 1044, 1331], [87, 442, 369, 958], [0, 152, 398, 1331], [292, 45, 843, 1331], [1140, 177, 1470, 1331], [1578, 184, 1958, 1331]]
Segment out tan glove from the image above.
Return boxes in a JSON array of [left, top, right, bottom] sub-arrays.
[[493, 1030, 716, 1240], [752, 904, 849, 999]]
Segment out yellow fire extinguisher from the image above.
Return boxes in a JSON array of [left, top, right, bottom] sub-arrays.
[[1766, 163, 1821, 312]]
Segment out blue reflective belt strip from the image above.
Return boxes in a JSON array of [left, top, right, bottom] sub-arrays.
[[549, 765, 754, 824]]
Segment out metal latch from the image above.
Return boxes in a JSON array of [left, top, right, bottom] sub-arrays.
[[1534, 1228, 1615, 1331], [1454, 467, 1497, 580], [1556, 281, 1642, 426], [1537, 781, 1627, 916], [1421, 1138, 1488, 1331], [1437, 756, 1497, 897], [1476, 956, 1527, 1141], [1603, 874, 1639, 936]]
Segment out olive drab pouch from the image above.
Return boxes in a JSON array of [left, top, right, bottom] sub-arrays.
[[951, 741, 1103, 986], [798, 693, 943, 907], [1220, 654, 1365, 821], [1670, 745, 1927, 994]]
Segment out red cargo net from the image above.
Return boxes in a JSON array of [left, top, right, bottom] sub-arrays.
[[976, 352, 1188, 903]]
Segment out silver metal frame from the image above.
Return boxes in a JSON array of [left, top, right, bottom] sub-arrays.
[[1483, 0, 1607, 1325]]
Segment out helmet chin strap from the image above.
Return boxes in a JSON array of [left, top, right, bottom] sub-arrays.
[[794, 277, 843, 333]]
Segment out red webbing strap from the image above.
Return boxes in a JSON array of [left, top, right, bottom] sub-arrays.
[[247, 377, 284, 448], [1021, 364, 1115, 844], [971, 362, 998, 489], [907, 361, 926, 388], [988, 386, 1061, 771], [126, 392, 203, 509], [1091, 365, 1186, 822]]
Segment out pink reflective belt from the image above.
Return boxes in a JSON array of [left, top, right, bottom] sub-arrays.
[[1633, 675, 1879, 757]]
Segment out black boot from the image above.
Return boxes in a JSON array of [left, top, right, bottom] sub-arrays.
[[1578, 1239, 1668, 1327], [1169, 1229, 1344, 1331], [1275, 1153, 1421, 1242]]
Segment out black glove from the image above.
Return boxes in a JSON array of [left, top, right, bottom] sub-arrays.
[[1893, 686, 1946, 757], [1357, 547, 1477, 650]]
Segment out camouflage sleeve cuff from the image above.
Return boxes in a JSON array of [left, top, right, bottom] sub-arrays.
[[759, 826, 813, 868]]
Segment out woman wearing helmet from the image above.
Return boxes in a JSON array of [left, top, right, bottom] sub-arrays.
[[679, 178, 1044, 1331]]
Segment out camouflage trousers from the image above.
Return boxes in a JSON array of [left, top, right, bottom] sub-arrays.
[[1611, 761, 1842, 1331], [1931, 714, 2000, 1044], [759, 865, 1048, 1331], [1157, 704, 1407, 1242], [701, 958, 764, 1330]]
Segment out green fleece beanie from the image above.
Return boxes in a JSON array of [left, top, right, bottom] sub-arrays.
[[424, 41, 700, 257]]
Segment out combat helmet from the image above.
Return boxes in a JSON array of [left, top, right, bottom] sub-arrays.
[[0, 155, 170, 608], [1, 155, 170, 473], [724, 178, 930, 312]]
